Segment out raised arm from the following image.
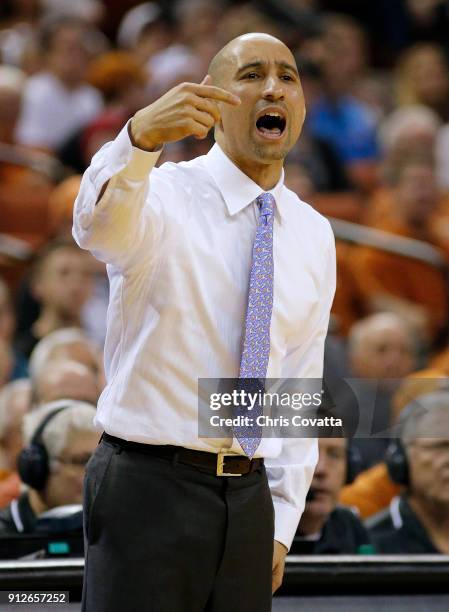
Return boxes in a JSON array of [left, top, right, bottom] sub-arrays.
[[72, 76, 240, 270]]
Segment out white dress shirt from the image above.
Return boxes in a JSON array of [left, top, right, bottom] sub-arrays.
[[72, 122, 336, 550]]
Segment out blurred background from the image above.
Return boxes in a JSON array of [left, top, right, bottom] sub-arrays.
[[1, 0, 449, 579]]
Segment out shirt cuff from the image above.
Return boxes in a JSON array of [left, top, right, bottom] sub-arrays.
[[92, 119, 163, 193], [273, 500, 302, 552], [120, 122, 163, 181]]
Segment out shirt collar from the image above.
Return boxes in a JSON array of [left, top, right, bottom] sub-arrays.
[[203, 143, 285, 221]]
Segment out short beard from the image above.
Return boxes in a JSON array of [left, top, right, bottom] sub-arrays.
[[250, 132, 293, 162]]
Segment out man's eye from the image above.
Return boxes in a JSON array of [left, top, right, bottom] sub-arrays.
[[281, 74, 293, 81], [244, 72, 259, 79]]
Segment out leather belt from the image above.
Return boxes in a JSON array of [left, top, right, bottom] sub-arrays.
[[101, 433, 264, 477]]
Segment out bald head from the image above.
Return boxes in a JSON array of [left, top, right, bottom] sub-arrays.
[[349, 313, 412, 348], [349, 313, 415, 380], [34, 359, 100, 406], [209, 33, 296, 87], [206, 32, 305, 176]]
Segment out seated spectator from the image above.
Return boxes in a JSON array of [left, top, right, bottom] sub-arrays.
[[147, 0, 223, 97], [47, 178, 110, 345], [319, 13, 369, 97], [15, 16, 103, 151], [394, 43, 449, 122], [367, 391, 449, 553], [14, 239, 94, 359], [29, 327, 104, 391], [364, 140, 449, 257], [376, 105, 442, 194], [0, 400, 98, 537], [0, 0, 43, 68], [116, 2, 172, 67], [291, 438, 371, 554], [307, 14, 380, 192], [0, 379, 32, 509], [343, 313, 416, 470], [349, 157, 449, 347], [348, 313, 416, 385], [59, 50, 148, 173], [308, 91, 379, 175], [32, 359, 101, 406], [285, 57, 352, 194], [340, 369, 448, 518]]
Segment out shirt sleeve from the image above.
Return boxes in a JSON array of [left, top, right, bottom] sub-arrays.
[[72, 120, 163, 270], [266, 220, 337, 551]]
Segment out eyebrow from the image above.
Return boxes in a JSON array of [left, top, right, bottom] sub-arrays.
[[236, 60, 299, 78]]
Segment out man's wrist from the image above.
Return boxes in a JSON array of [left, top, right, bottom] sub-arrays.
[[128, 119, 162, 152], [274, 540, 288, 555]]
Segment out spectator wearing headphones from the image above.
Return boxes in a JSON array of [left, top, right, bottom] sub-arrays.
[[367, 391, 449, 553], [0, 400, 98, 535], [291, 438, 372, 554]]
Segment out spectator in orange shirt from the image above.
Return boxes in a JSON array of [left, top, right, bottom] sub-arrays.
[[350, 157, 449, 348]]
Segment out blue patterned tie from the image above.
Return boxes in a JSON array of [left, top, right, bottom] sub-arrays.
[[234, 192, 275, 458]]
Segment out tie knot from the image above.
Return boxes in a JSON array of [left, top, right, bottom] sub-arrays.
[[256, 192, 275, 218]]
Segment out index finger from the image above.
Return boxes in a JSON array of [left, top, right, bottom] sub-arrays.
[[193, 84, 241, 106]]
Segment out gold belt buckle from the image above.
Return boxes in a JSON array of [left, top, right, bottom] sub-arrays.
[[216, 451, 242, 476]]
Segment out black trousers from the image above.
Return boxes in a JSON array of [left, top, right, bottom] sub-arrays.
[[82, 437, 275, 612]]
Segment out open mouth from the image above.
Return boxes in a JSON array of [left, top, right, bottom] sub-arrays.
[[255, 112, 286, 139]]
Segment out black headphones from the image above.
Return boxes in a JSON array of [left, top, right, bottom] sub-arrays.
[[17, 404, 71, 491], [385, 437, 409, 485], [385, 398, 433, 486]]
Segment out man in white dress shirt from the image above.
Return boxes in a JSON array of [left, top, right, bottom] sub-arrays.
[[73, 33, 336, 612]]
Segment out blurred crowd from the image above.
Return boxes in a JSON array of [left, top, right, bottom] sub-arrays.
[[1, 0, 449, 558]]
